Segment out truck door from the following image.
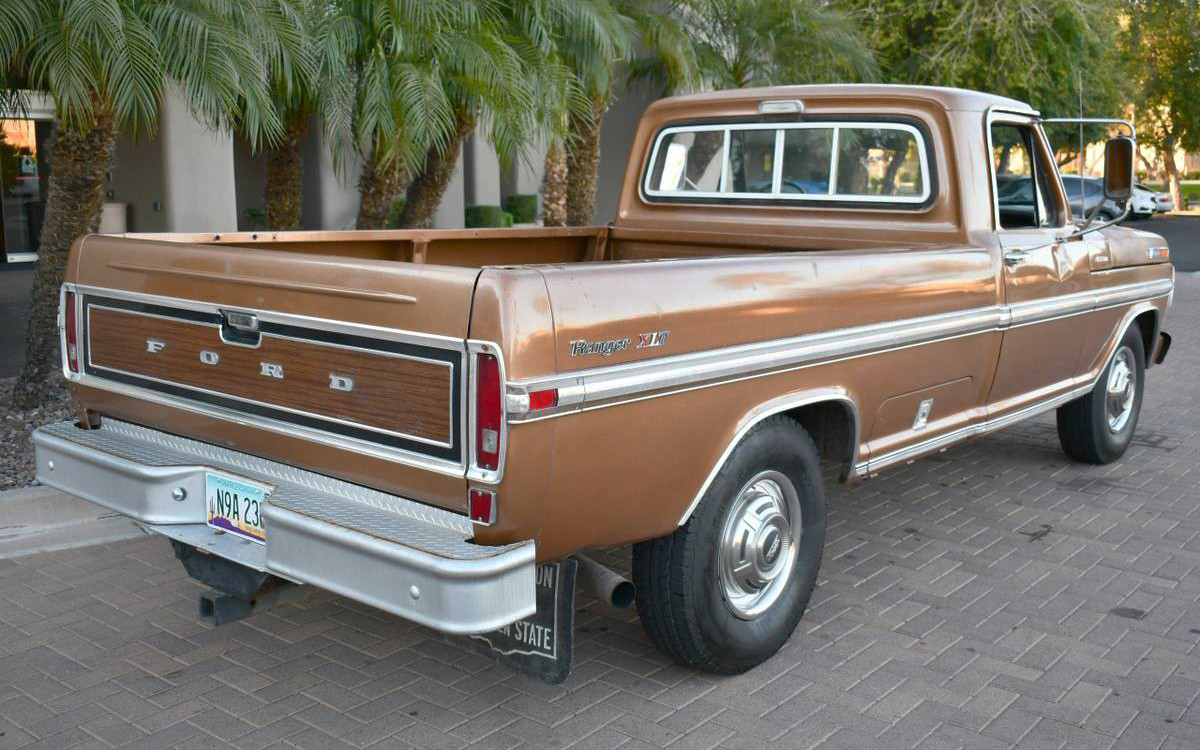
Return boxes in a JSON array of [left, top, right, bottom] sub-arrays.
[[986, 115, 1090, 417]]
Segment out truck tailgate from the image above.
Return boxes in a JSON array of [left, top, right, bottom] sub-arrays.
[[66, 234, 479, 508]]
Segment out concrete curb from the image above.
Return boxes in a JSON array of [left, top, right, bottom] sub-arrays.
[[0, 485, 144, 559]]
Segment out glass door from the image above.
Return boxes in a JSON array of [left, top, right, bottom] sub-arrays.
[[1, 118, 52, 263]]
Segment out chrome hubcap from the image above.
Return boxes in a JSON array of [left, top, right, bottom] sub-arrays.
[[1105, 346, 1136, 433], [718, 471, 801, 620]]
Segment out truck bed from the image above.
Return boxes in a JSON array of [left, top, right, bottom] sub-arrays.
[[123, 226, 613, 266]]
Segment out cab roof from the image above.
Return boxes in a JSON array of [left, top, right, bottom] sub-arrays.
[[649, 84, 1037, 117]]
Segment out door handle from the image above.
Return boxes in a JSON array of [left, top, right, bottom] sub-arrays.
[[1003, 249, 1030, 268]]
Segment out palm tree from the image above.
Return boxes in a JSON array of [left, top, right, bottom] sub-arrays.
[[547, 0, 875, 226], [398, 0, 634, 229], [554, 0, 639, 226], [1, 0, 300, 409], [397, 8, 535, 228], [558, 0, 699, 226], [331, 0, 458, 230], [679, 0, 877, 90], [261, 0, 340, 231]]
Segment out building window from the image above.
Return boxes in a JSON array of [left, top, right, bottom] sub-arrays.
[[1, 119, 52, 263]]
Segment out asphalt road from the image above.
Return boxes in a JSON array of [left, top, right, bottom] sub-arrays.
[[0, 215, 1197, 378], [1133, 215, 1200, 272]]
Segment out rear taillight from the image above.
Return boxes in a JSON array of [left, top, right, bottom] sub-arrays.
[[468, 488, 497, 525], [475, 353, 502, 470], [64, 290, 79, 373]]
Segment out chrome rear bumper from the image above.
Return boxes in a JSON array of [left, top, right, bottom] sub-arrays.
[[32, 420, 535, 634]]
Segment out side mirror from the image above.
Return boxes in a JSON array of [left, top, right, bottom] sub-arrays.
[[1103, 136, 1134, 201]]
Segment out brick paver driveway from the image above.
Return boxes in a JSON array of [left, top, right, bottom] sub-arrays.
[[2, 274, 1199, 750]]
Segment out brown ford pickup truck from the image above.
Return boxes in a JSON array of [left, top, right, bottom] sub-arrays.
[[35, 85, 1173, 682]]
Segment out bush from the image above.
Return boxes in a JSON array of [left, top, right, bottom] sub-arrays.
[[387, 199, 407, 228], [465, 204, 513, 228], [242, 207, 267, 230], [503, 193, 538, 224]]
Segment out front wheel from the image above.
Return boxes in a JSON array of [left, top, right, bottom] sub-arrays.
[[632, 416, 826, 674], [1056, 325, 1145, 464]]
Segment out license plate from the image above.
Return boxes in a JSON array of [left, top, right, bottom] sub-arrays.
[[206, 473, 269, 544]]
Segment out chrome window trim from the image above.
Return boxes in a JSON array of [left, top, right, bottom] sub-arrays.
[[770, 129, 785, 195], [642, 121, 931, 204], [506, 278, 1172, 422], [82, 304, 457, 450], [718, 129, 731, 192], [827, 127, 841, 196], [985, 106, 1068, 232]]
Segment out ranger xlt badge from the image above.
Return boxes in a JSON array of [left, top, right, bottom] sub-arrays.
[[570, 330, 669, 357], [569, 337, 629, 357]]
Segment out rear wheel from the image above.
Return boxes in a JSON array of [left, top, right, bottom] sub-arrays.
[[632, 416, 825, 674], [1056, 325, 1145, 464]]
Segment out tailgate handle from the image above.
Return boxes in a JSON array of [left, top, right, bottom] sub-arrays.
[[220, 310, 261, 347]]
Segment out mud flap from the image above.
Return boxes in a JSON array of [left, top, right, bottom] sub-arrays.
[[446, 560, 576, 684]]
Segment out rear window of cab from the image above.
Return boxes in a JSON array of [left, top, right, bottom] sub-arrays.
[[643, 121, 932, 208]]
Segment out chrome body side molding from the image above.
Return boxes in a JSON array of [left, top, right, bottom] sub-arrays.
[[854, 301, 1160, 477], [662, 296, 1164, 528], [508, 278, 1172, 422]]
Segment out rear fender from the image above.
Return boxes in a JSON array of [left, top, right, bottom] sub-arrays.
[[676, 388, 859, 527]]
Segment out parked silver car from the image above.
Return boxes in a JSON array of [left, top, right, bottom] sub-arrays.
[[1063, 175, 1122, 221]]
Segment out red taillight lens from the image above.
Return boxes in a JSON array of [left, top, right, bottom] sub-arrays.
[[475, 353, 502, 470], [528, 388, 558, 411], [64, 291, 79, 373], [469, 488, 497, 525]]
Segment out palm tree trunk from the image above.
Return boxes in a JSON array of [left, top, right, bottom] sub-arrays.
[[541, 145, 567, 227], [400, 113, 474, 229], [565, 98, 607, 226], [264, 114, 308, 230], [12, 114, 116, 410], [357, 137, 410, 230]]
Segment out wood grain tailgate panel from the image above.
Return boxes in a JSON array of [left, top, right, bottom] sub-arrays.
[[87, 306, 453, 445]]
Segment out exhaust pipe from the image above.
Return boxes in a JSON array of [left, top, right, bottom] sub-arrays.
[[571, 553, 635, 610]]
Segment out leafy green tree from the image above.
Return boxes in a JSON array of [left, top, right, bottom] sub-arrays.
[[1123, 0, 1200, 210], [0, 0, 301, 409], [851, 0, 1126, 159]]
